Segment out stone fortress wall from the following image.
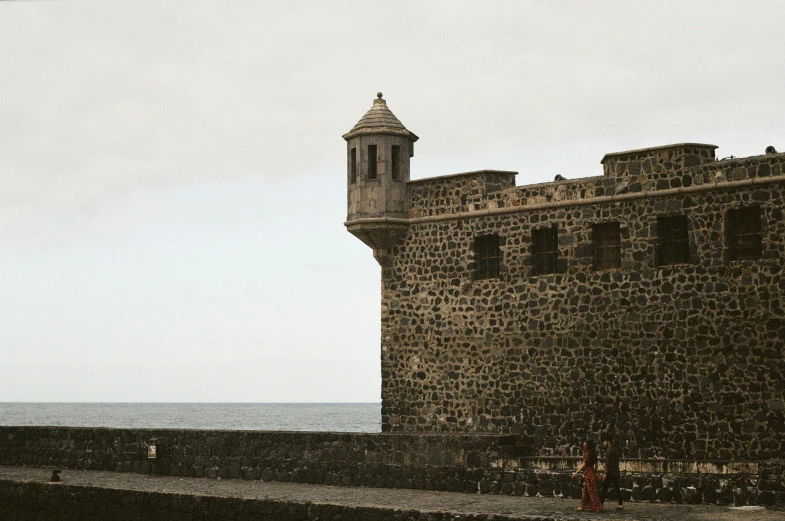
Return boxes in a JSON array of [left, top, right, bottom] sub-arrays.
[[379, 144, 785, 465]]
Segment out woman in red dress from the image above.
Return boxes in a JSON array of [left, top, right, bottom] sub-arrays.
[[572, 440, 603, 512]]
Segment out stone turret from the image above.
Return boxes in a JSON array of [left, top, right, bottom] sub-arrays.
[[343, 93, 418, 264]]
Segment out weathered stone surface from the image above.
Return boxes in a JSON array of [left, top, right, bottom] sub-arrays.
[[672, 485, 683, 503], [537, 478, 554, 497], [684, 486, 702, 504], [703, 483, 719, 504], [758, 489, 776, 506], [368, 141, 785, 466], [656, 486, 673, 503], [717, 486, 733, 505]]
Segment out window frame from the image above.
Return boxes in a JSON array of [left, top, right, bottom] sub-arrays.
[[657, 215, 690, 266], [727, 206, 762, 261], [349, 147, 357, 184], [367, 145, 378, 180], [532, 227, 559, 275], [391, 145, 401, 181], [593, 222, 621, 270], [475, 235, 501, 280]]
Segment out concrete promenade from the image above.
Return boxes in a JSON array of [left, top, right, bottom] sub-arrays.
[[1, 466, 783, 521]]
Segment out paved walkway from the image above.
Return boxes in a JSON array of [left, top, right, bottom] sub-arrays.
[[1, 466, 783, 521]]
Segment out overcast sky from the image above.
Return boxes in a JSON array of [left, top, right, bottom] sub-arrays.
[[1, 1, 783, 402]]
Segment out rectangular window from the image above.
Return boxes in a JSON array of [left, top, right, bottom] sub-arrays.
[[657, 215, 690, 265], [593, 222, 621, 270], [349, 147, 357, 184], [532, 227, 559, 275], [727, 206, 762, 260], [367, 145, 377, 180], [475, 235, 500, 280], [391, 145, 401, 180]]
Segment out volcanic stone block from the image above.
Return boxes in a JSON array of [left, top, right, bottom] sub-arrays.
[[733, 487, 747, 506], [656, 487, 673, 503], [758, 490, 776, 506], [684, 486, 702, 504], [717, 487, 733, 505], [703, 485, 718, 505], [537, 478, 554, 497]]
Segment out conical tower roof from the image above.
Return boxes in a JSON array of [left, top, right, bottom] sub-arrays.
[[343, 93, 419, 141]]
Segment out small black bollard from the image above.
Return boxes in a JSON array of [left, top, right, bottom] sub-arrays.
[[50, 469, 61, 482]]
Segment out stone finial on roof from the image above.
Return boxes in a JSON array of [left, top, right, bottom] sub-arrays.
[[343, 93, 419, 142]]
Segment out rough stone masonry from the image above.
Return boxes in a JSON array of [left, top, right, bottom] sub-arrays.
[[344, 94, 785, 464]]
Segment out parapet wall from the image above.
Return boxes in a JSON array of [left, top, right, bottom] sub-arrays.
[[1, 427, 783, 506], [600, 143, 718, 178], [406, 152, 785, 217], [407, 170, 517, 218], [0, 427, 511, 489]]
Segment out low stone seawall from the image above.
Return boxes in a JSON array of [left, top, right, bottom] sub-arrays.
[[480, 462, 785, 507], [0, 427, 513, 492], [1, 427, 782, 506]]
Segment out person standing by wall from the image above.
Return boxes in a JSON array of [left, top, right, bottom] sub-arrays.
[[600, 433, 624, 510], [572, 440, 603, 512]]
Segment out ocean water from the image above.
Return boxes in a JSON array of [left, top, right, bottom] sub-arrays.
[[0, 403, 381, 432]]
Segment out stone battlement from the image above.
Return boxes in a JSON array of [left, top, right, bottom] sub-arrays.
[[407, 150, 785, 219], [600, 143, 718, 177]]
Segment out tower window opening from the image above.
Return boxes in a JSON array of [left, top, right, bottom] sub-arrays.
[[367, 145, 377, 180], [657, 215, 690, 265], [593, 222, 621, 270], [727, 206, 762, 261], [349, 147, 357, 184], [391, 145, 401, 180], [532, 227, 559, 275], [475, 235, 500, 280]]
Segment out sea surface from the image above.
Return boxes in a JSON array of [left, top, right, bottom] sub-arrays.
[[0, 403, 381, 432]]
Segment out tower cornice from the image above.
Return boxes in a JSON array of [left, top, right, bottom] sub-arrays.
[[342, 127, 419, 142]]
